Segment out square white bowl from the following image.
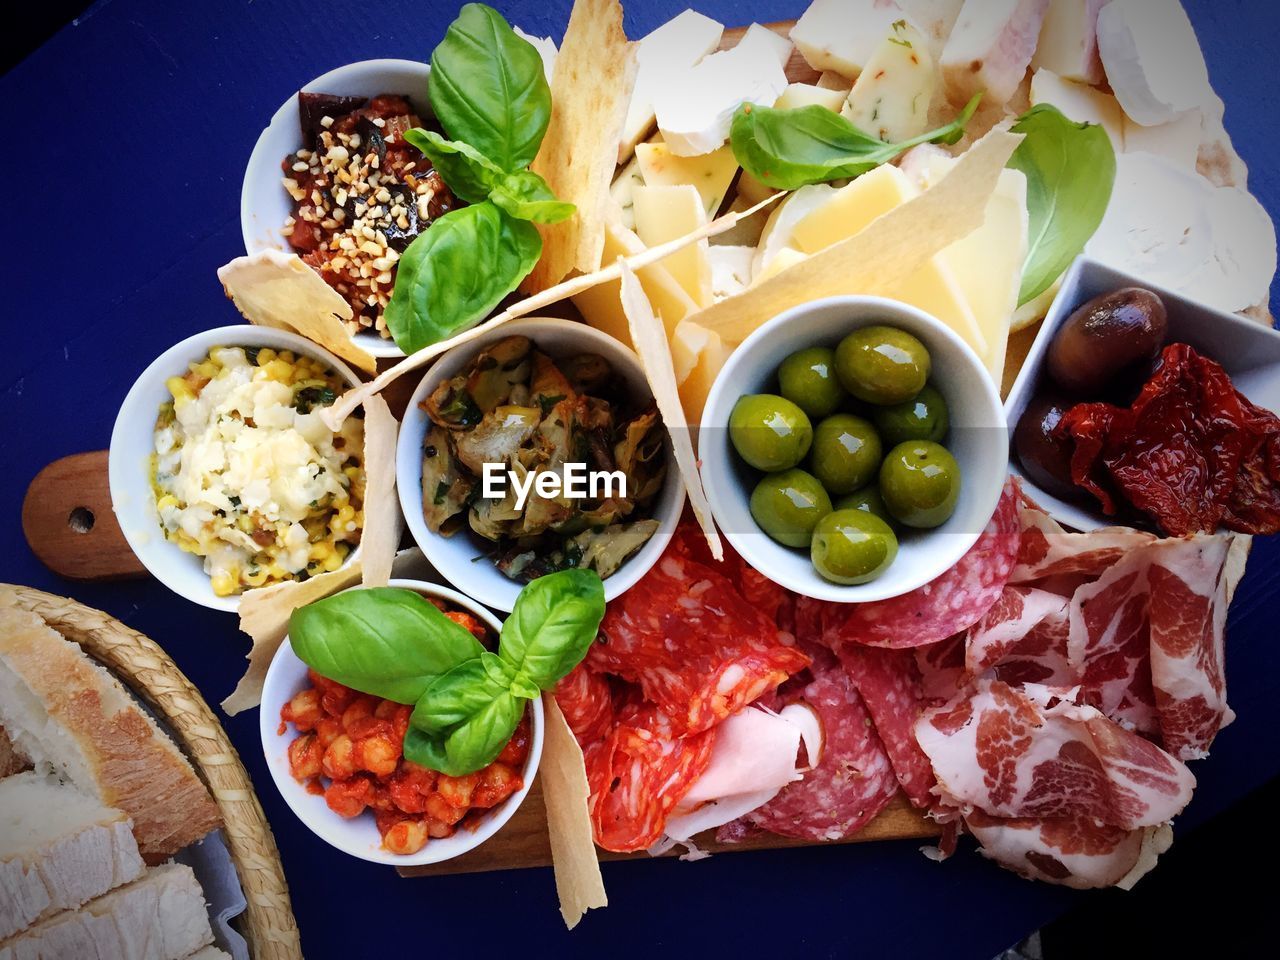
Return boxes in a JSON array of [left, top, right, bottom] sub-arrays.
[[699, 295, 1009, 603], [260, 579, 543, 867], [239, 59, 433, 360], [397, 317, 686, 612], [1005, 255, 1280, 531]]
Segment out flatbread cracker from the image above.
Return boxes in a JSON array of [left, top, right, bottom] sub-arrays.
[[322, 194, 783, 428], [542, 698, 607, 929], [526, 0, 638, 292], [691, 127, 1025, 344], [619, 261, 719, 560], [359, 394, 400, 589], [218, 249, 377, 376]]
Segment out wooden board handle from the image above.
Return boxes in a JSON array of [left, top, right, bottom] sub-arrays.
[[23, 451, 147, 581]]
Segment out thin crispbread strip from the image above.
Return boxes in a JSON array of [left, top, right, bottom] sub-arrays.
[[620, 261, 720, 560], [525, 0, 638, 292], [221, 561, 364, 716], [542, 698, 607, 929], [358, 394, 400, 589], [0, 606, 221, 862], [690, 126, 1026, 344], [321, 193, 783, 429]]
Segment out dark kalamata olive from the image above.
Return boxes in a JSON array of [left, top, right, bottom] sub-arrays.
[[298, 92, 366, 145], [1047, 288, 1168, 396], [1014, 394, 1079, 500]]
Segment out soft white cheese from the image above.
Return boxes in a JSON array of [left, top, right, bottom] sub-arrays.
[[1030, 0, 1104, 84], [1096, 0, 1212, 126]]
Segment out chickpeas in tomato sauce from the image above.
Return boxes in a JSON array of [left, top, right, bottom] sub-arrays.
[[280, 601, 529, 856]]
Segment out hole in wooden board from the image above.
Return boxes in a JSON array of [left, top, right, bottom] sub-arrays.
[[68, 507, 95, 534]]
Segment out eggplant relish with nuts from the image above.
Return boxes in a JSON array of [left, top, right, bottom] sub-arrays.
[[421, 336, 668, 582], [281, 92, 458, 338]]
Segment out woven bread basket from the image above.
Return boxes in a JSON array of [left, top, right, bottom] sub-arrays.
[[0, 583, 302, 960]]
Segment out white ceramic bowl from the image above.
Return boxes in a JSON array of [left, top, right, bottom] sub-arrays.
[[1005, 255, 1280, 531], [109, 325, 363, 613], [260, 579, 544, 866], [240, 58, 433, 359], [700, 295, 1009, 603], [398, 317, 685, 612]]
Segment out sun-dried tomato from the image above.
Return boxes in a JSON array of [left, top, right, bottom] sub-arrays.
[[1057, 343, 1280, 536]]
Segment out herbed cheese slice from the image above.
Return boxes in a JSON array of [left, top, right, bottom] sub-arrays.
[[632, 185, 714, 308], [635, 141, 739, 218], [609, 154, 645, 230], [619, 9, 724, 162], [791, 0, 907, 79], [842, 20, 937, 143], [1029, 68, 1124, 152]]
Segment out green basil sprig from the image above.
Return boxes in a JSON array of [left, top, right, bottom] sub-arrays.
[[287, 569, 607, 778], [729, 94, 982, 191], [385, 3, 575, 356], [1008, 104, 1116, 305]]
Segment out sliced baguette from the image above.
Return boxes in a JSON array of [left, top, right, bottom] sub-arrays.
[[0, 862, 213, 960], [0, 772, 145, 940], [0, 604, 221, 861]]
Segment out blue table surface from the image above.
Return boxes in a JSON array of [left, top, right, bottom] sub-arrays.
[[5, 1, 1278, 957]]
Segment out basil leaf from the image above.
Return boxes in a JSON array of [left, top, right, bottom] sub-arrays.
[[499, 569, 605, 690], [288, 587, 485, 704], [730, 94, 981, 191], [402, 128, 501, 204], [386, 202, 542, 354], [1009, 104, 1116, 305], [404, 693, 523, 776], [489, 170, 576, 225], [428, 2, 551, 173], [411, 652, 516, 735]]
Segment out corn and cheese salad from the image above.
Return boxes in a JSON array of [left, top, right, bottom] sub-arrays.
[[152, 345, 364, 596]]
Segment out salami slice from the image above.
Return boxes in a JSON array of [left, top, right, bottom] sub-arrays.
[[585, 700, 717, 852], [590, 549, 809, 736], [832, 643, 936, 809], [822, 479, 1022, 649], [555, 664, 615, 745], [741, 656, 897, 842]]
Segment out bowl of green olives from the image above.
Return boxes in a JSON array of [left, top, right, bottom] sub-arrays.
[[700, 296, 1008, 602]]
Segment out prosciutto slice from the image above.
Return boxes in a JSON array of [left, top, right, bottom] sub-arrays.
[[1012, 499, 1156, 582]]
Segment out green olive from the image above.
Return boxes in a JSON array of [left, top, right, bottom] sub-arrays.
[[778, 347, 845, 419], [879, 441, 961, 529], [730, 394, 813, 471], [811, 509, 899, 585], [871, 383, 949, 446], [809, 414, 883, 495], [835, 325, 931, 405], [750, 469, 833, 548], [835, 486, 893, 525]]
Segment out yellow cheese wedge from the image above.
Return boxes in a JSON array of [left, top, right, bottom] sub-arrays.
[[753, 247, 810, 286], [632, 184, 714, 308], [672, 319, 732, 424], [635, 141, 739, 218], [571, 216, 698, 344], [775, 82, 847, 112]]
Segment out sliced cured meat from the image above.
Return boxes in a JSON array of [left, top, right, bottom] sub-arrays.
[[964, 810, 1153, 890], [1012, 500, 1156, 583], [915, 635, 967, 704], [967, 586, 1074, 688], [915, 680, 1195, 828], [832, 643, 936, 808], [671, 517, 795, 628], [739, 657, 898, 842], [591, 550, 809, 736], [585, 700, 717, 852], [821, 480, 1022, 649], [555, 664, 615, 745]]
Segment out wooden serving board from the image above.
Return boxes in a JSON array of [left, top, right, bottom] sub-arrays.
[[22, 18, 947, 876]]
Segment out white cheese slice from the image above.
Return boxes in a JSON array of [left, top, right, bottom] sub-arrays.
[[791, 0, 907, 79], [707, 245, 755, 301], [816, 71, 854, 94], [1123, 110, 1202, 170], [632, 184, 714, 307], [776, 82, 847, 113], [619, 9, 725, 163], [654, 24, 790, 157], [842, 19, 937, 142], [513, 27, 557, 85], [752, 184, 837, 279], [1029, 0, 1104, 85], [1096, 0, 1212, 127], [1029, 68, 1124, 152], [941, 0, 1050, 108], [635, 141, 739, 217]]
